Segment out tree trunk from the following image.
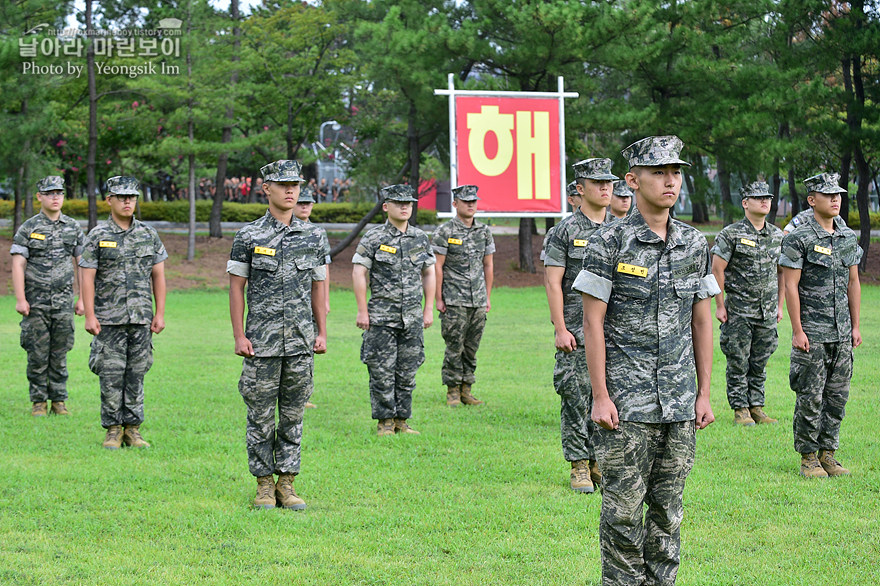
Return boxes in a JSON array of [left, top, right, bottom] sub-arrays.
[[86, 0, 98, 230], [769, 122, 788, 225], [13, 161, 27, 235], [788, 167, 800, 217], [717, 156, 734, 226], [211, 0, 239, 238], [407, 102, 420, 226], [329, 199, 384, 259], [518, 218, 535, 273]]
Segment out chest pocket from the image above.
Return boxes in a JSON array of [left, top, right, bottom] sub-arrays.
[[374, 250, 398, 266], [295, 253, 321, 271], [806, 248, 833, 269], [567, 245, 586, 262], [409, 251, 430, 268], [252, 254, 279, 272], [135, 244, 154, 259], [674, 278, 700, 300], [28, 236, 49, 255], [615, 273, 651, 300], [734, 241, 758, 258]]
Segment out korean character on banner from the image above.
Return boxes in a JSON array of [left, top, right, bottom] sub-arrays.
[[115, 37, 135, 57], [160, 37, 179, 57], [19, 37, 38, 58], [139, 38, 158, 57], [61, 37, 84, 57], [93, 37, 112, 56], [40, 37, 60, 57]]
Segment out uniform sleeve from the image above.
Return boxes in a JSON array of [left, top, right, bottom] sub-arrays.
[[484, 228, 496, 256], [226, 230, 251, 278], [572, 230, 615, 303], [778, 232, 805, 269], [696, 246, 720, 300], [10, 223, 30, 258], [79, 230, 99, 269], [709, 226, 734, 262], [543, 225, 567, 268], [151, 230, 169, 265], [352, 233, 375, 270], [72, 225, 86, 257], [432, 224, 449, 256], [420, 234, 436, 268], [320, 230, 331, 265]]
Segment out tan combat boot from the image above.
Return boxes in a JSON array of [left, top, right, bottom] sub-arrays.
[[254, 475, 276, 509], [800, 452, 828, 478], [102, 425, 123, 450], [50, 401, 70, 416], [818, 450, 850, 476], [394, 418, 420, 435], [589, 459, 602, 485], [275, 474, 306, 510], [749, 406, 777, 424], [733, 408, 755, 426], [446, 385, 461, 407], [122, 424, 151, 448], [570, 460, 595, 493], [459, 384, 483, 406], [32, 402, 48, 417], [377, 418, 395, 437]]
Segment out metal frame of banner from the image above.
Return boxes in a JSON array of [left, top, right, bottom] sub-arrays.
[[434, 74, 578, 218]]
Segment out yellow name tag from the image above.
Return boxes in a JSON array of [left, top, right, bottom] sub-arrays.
[[379, 245, 397, 254], [29, 232, 46, 241], [814, 245, 831, 256], [617, 263, 648, 277], [740, 238, 756, 247], [99, 240, 117, 248], [573, 239, 587, 247], [254, 246, 275, 256], [447, 238, 463, 245]]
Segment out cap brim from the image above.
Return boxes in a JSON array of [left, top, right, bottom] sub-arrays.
[[631, 158, 691, 168], [272, 176, 305, 183], [454, 196, 480, 201]]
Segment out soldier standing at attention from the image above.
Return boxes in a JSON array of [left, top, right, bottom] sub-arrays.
[[352, 184, 436, 437], [432, 184, 494, 407], [609, 180, 633, 219], [711, 181, 784, 426], [80, 176, 167, 450], [228, 160, 328, 510], [11, 175, 85, 416], [544, 158, 617, 494], [779, 172, 861, 478], [575, 136, 719, 585], [293, 185, 332, 410], [539, 181, 578, 263]]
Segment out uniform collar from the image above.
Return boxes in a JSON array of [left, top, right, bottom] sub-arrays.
[[630, 208, 683, 247], [383, 219, 413, 237], [106, 215, 138, 233], [805, 214, 846, 239], [451, 215, 481, 230], [264, 210, 307, 233]]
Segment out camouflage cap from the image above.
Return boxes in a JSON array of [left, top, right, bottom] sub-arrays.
[[452, 184, 480, 201], [572, 158, 618, 181], [612, 180, 633, 198], [298, 185, 316, 204], [566, 180, 579, 198], [740, 180, 772, 200], [106, 176, 140, 196], [803, 172, 846, 195], [380, 184, 417, 202], [37, 176, 64, 192], [260, 160, 305, 183], [621, 135, 691, 168]]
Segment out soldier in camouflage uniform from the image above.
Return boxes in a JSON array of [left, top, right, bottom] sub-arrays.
[[711, 181, 784, 426], [80, 176, 167, 450], [11, 176, 85, 417], [228, 160, 328, 510], [293, 185, 331, 409], [432, 184, 494, 407], [779, 172, 862, 478], [609, 180, 633, 219], [544, 158, 617, 494], [539, 181, 578, 263], [352, 184, 436, 437], [574, 136, 719, 585]]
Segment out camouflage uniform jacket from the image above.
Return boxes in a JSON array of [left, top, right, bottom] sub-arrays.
[[10, 212, 85, 311], [779, 216, 861, 343], [227, 211, 327, 357], [544, 208, 614, 345], [572, 209, 720, 423], [352, 220, 435, 328], [432, 216, 495, 308], [79, 217, 167, 325], [710, 218, 783, 326]]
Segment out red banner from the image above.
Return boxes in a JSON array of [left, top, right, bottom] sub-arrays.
[[455, 96, 562, 214]]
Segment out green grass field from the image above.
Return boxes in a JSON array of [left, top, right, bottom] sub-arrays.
[[1, 286, 878, 585]]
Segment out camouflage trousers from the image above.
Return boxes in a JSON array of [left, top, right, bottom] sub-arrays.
[[440, 305, 487, 386], [89, 324, 153, 428], [719, 314, 779, 409], [790, 341, 852, 454], [239, 354, 313, 478], [361, 323, 425, 420], [20, 307, 75, 402], [594, 421, 696, 586], [553, 346, 594, 462]]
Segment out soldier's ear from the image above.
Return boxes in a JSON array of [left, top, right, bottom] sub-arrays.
[[625, 171, 639, 191]]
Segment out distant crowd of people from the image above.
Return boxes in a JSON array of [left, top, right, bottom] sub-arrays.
[[161, 175, 353, 204]]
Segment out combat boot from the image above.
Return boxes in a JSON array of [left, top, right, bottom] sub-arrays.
[[31, 402, 48, 417], [122, 424, 151, 448], [447, 385, 461, 407], [102, 425, 123, 450], [275, 474, 306, 510], [394, 418, 420, 435], [749, 406, 777, 424], [459, 384, 483, 406], [733, 408, 755, 426], [254, 475, 276, 509], [800, 452, 828, 478], [50, 401, 70, 416], [589, 459, 602, 485], [818, 450, 850, 476], [377, 418, 395, 437], [570, 460, 595, 493]]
